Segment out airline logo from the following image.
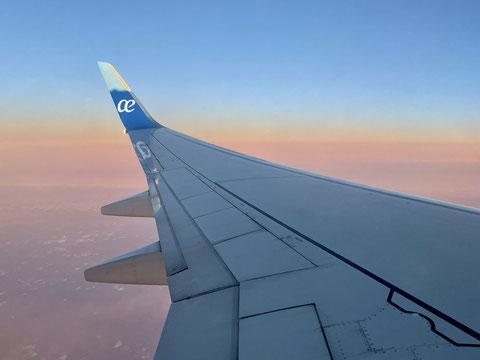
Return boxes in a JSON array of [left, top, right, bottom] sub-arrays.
[[117, 99, 136, 113]]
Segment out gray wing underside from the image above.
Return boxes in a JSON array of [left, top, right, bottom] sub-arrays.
[[119, 127, 480, 360]]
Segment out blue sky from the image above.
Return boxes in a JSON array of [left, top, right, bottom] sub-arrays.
[[1, 0, 479, 140]]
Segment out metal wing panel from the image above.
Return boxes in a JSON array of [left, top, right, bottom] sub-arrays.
[[239, 305, 332, 360], [218, 175, 480, 336], [239, 265, 389, 326], [181, 191, 233, 218], [194, 207, 262, 245], [147, 175, 187, 275], [214, 230, 314, 282], [152, 130, 292, 182], [143, 130, 320, 291], [150, 172, 236, 301], [162, 167, 212, 200], [155, 287, 239, 360], [142, 127, 480, 358], [147, 127, 480, 343]]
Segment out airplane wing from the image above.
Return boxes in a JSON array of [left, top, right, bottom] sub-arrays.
[[85, 62, 480, 360]]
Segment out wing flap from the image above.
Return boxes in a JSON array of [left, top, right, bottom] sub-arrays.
[[214, 230, 314, 282], [239, 305, 331, 360], [194, 207, 262, 245], [154, 287, 238, 360]]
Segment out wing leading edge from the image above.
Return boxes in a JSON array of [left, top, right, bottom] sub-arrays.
[[85, 62, 480, 360]]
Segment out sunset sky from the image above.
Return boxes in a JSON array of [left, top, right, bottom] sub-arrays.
[[1, 0, 480, 142], [1, 1, 479, 359]]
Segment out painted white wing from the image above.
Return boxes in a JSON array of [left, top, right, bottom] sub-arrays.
[[85, 62, 480, 359]]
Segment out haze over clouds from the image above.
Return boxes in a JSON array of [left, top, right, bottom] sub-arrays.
[[0, 137, 170, 359], [1, 136, 479, 359]]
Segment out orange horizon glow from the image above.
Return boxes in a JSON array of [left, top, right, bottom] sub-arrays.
[[3, 125, 480, 145], [1, 130, 479, 209]]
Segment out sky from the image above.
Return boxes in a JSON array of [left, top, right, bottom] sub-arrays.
[[1, 0, 479, 141], [1, 1, 480, 359]]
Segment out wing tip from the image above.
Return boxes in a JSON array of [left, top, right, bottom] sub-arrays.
[[97, 61, 162, 131], [97, 61, 112, 71]]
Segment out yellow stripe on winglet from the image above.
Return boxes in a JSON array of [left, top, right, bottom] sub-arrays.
[[109, 64, 131, 91]]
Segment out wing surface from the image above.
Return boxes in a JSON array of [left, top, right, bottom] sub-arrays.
[[89, 62, 480, 359]]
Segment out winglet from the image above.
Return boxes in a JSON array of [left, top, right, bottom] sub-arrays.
[[98, 61, 162, 132]]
